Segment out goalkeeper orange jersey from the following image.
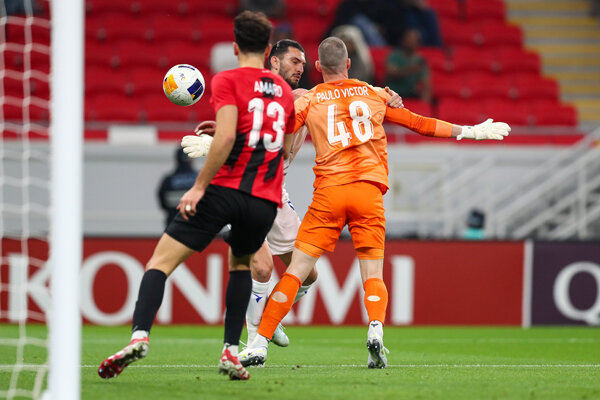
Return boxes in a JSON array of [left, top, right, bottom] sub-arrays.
[[294, 79, 452, 193]]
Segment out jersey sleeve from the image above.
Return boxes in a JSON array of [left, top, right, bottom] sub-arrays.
[[293, 92, 312, 133], [385, 107, 453, 138], [210, 73, 237, 113]]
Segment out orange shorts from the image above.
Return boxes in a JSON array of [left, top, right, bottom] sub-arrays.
[[295, 181, 385, 259]]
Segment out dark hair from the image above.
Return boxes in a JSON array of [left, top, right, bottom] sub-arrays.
[[267, 39, 304, 68], [234, 10, 272, 54]]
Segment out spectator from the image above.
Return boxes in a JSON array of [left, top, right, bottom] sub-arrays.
[[385, 29, 432, 103], [463, 209, 486, 240], [239, 0, 285, 18], [402, 0, 443, 47], [332, 25, 374, 83], [157, 148, 197, 228], [325, 0, 390, 46]]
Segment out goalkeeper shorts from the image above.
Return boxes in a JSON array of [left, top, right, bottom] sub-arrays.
[[165, 184, 277, 257]]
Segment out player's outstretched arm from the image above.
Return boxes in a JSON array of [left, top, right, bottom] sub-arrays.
[[456, 118, 511, 141], [181, 120, 216, 158]]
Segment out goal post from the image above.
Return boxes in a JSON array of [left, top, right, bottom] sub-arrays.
[[48, 0, 84, 398]]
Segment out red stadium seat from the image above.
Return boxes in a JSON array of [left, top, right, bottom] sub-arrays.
[[287, 0, 332, 19], [85, 40, 119, 68], [432, 73, 469, 100], [482, 99, 531, 126], [196, 17, 234, 44], [165, 42, 212, 70], [128, 66, 165, 97], [496, 48, 541, 75], [479, 23, 523, 49], [97, 15, 151, 43], [85, 66, 130, 96], [402, 99, 433, 116], [441, 20, 483, 48], [86, 93, 142, 122], [183, 0, 238, 16], [292, 18, 329, 46], [150, 17, 202, 44], [428, 0, 460, 20], [464, 0, 506, 23], [134, 0, 182, 16], [419, 47, 450, 74], [116, 40, 168, 69], [451, 47, 498, 74], [86, 0, 135, 16], [6, 17, 51, 45], [437, 98, 484, 125], [514, 76, 559, 101], [532, 104, 577, 126], [467, 73, 515, 100], [143, 96, 197, 122], [369, 46, 393, 87]]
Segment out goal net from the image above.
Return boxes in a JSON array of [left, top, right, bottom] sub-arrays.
[[1, 0, 82, 398]]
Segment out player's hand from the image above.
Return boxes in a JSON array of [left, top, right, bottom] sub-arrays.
[[384, 87, 404, 109], [292, 88, 308, 100], [193, 120, 216, 136], [457, 118, 511, 141], [181, 134, 213, 158], [177, 186, 204, 221]]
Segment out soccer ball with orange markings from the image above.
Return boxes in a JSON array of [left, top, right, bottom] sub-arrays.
[[162, 64, 205, 106]]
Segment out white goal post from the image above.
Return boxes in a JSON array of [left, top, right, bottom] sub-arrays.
[[48, 0, 84, 398]]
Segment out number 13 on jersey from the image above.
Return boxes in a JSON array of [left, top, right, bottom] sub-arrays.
[[327, 100, 374, 147]]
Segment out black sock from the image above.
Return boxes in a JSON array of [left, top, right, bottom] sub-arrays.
[[132, 269, 167, 333], [223, 270, 252, 346]]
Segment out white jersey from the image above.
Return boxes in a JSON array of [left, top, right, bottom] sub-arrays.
[[267, 125, 309, 255]]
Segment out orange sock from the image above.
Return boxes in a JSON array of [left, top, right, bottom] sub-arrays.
[[363, 278, 388, 324], [257, 273, 302, 339]]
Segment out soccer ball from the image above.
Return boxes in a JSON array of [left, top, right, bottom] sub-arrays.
[[163, 64, 205, 106]]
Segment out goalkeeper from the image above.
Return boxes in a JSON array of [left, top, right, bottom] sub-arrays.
[[182, 39, 405, 348]]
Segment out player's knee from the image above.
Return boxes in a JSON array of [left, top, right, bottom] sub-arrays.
[[251, 262, 272, 282], [271, 291, 288, 303]]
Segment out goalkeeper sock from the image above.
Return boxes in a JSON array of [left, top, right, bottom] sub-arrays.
[[257, 273, 301, 339], [132, 269, 167, 333], [294, 284, 313, 303], [363, 278, 388, 325], [246, 279, 270, 344], [224, 270, 252, 347]]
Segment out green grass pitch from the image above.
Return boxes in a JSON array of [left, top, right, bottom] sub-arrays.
[[1, 324, 599, 399]]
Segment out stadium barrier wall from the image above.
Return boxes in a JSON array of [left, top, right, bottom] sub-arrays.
[[2, 238, 599, 327]]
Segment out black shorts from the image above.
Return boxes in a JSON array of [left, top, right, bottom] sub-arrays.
[[165, 184, 277, 257]]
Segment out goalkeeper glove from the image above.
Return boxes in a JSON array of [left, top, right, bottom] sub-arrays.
[[457, 119, 511, 141], [181, 134, 213, 158]]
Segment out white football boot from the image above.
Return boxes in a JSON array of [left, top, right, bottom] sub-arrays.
[[366, 321, 389, 369], [271, 323, 289, 347], [238, 346, 268, 367]]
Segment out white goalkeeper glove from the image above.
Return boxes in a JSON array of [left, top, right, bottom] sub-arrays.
[[457, 118, 511, 141], [181, 134, 213, 158]]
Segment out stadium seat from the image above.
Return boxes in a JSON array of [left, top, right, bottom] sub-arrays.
[[437, 98, 484, 125], [432, 73, 469, 100], [29, 50, 50, 74], [467, 73, 515, 100], [150, 17, 201, 44], [496, 49, 541, 75], [5, 17, 51, 45], [532, 104, 577, 126], [86, 93, 141, 122], [419, 47, 450, 74], [86, 66, 130, 96], [116, 40, 168, 69], [165, 42, 212, 70], [464, 0, 506, 23], [369, 46, 393, 87], [134, 0, 182, 16], [402, 99, 433, 116], [428, 0, 460, 20], [143, 96, 196, 122], [287, 0, 332, 19], [514, 76, 559, 101], [292, 17, 329, 46], [128, 66, 166, 97], [85, 40, 119, 68], [479, 23, 523, 49], [184, 0, 238, 16], [3, 100, 49, 122], [451, 47, 498, 74], [440, 20, 482, 48], [196, 17, 235, 44], [482, 99, 531, 126], [86, 0, 135, 16], [97, 16, 151, 43]]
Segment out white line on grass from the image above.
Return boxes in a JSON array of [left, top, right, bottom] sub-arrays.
[[74, 364, 600, 369], [82, 338, 600, 344]]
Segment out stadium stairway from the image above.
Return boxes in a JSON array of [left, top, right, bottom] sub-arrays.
[[505, 0, 600, 128]]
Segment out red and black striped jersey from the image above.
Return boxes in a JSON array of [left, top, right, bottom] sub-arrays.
[[209, 67, 296, 206]]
